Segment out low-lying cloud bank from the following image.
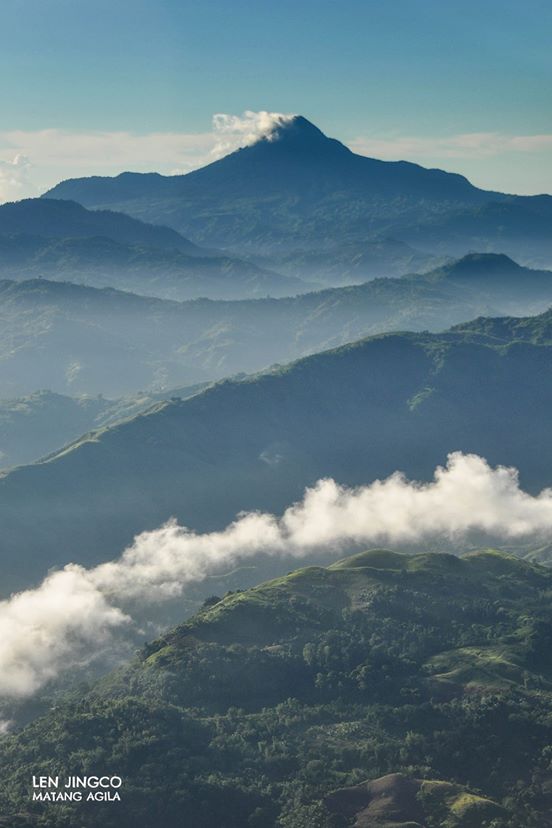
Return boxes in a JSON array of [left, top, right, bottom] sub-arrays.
[[2, 452, 552, 700]]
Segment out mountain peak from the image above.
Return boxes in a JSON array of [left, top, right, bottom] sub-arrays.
[[43, 113, 499, 237], [248, 114, 352, 157], [446, 252, 522, 277], [262, 114, 329, 142]]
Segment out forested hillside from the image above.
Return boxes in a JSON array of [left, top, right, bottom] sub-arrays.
[[1, 549, 551, 826], [2, 311, 552, 592]]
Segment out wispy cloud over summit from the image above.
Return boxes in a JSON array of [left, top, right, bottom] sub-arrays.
[[211, 110, 296, 157]]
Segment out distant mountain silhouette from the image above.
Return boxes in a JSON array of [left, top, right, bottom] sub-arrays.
[[45, 116, 487, 205], [0, 197, 199, 252], [1, 253, 551, 397], [43, 116, 552, 265], [419, 251, 526, 283], [0, 232, 309, 301], [0, 199, 309, 299], [399, 198, 552, 265]]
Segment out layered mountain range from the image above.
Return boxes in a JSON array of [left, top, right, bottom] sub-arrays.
[[0, 112, 551, 828], [0, 115, 550, 601], [44, 116, 552, 270], [0, 253, 551, 398], [0, 198, 308, 300], [2, 305, 552, 593]]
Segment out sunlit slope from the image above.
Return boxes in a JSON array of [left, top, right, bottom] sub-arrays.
[[1, 316, 552, 590], [0, 383, 211, 468]]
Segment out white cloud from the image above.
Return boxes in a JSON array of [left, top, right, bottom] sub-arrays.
[[0, 128, 216, 181], [0, 567, 128, 698], [0, 154, 36, 201], [350, 131, 552, 161], [1, 452, 552, 700], [211, 110, 295, 157]]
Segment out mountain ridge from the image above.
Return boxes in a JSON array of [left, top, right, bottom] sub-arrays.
[[2, 308, 552, 591], [0, 382, 212, 469], [0, 232, 309, 300], [41, 115, 552, 267], [1, 251, 551, 397], [45, 115, 487, 205], [0, 197, 199, 252], [0, 547, 549, 826]]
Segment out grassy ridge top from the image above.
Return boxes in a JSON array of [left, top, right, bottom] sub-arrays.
[[145, 548, 545, 659]]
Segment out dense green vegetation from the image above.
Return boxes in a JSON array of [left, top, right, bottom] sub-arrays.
[[1, 549, 552, 826]]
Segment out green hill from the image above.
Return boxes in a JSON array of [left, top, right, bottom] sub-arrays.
[[0, 383, 210, 469], [2, 310, 552, 592], [0, 549, 550, 826]]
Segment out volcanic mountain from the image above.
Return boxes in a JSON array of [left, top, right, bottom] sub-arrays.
[[45, 116, 486, 206], [43, 115, 552, 266]]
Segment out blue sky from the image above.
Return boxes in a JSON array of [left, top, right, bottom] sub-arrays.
[[0, 0, 550, 198]]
